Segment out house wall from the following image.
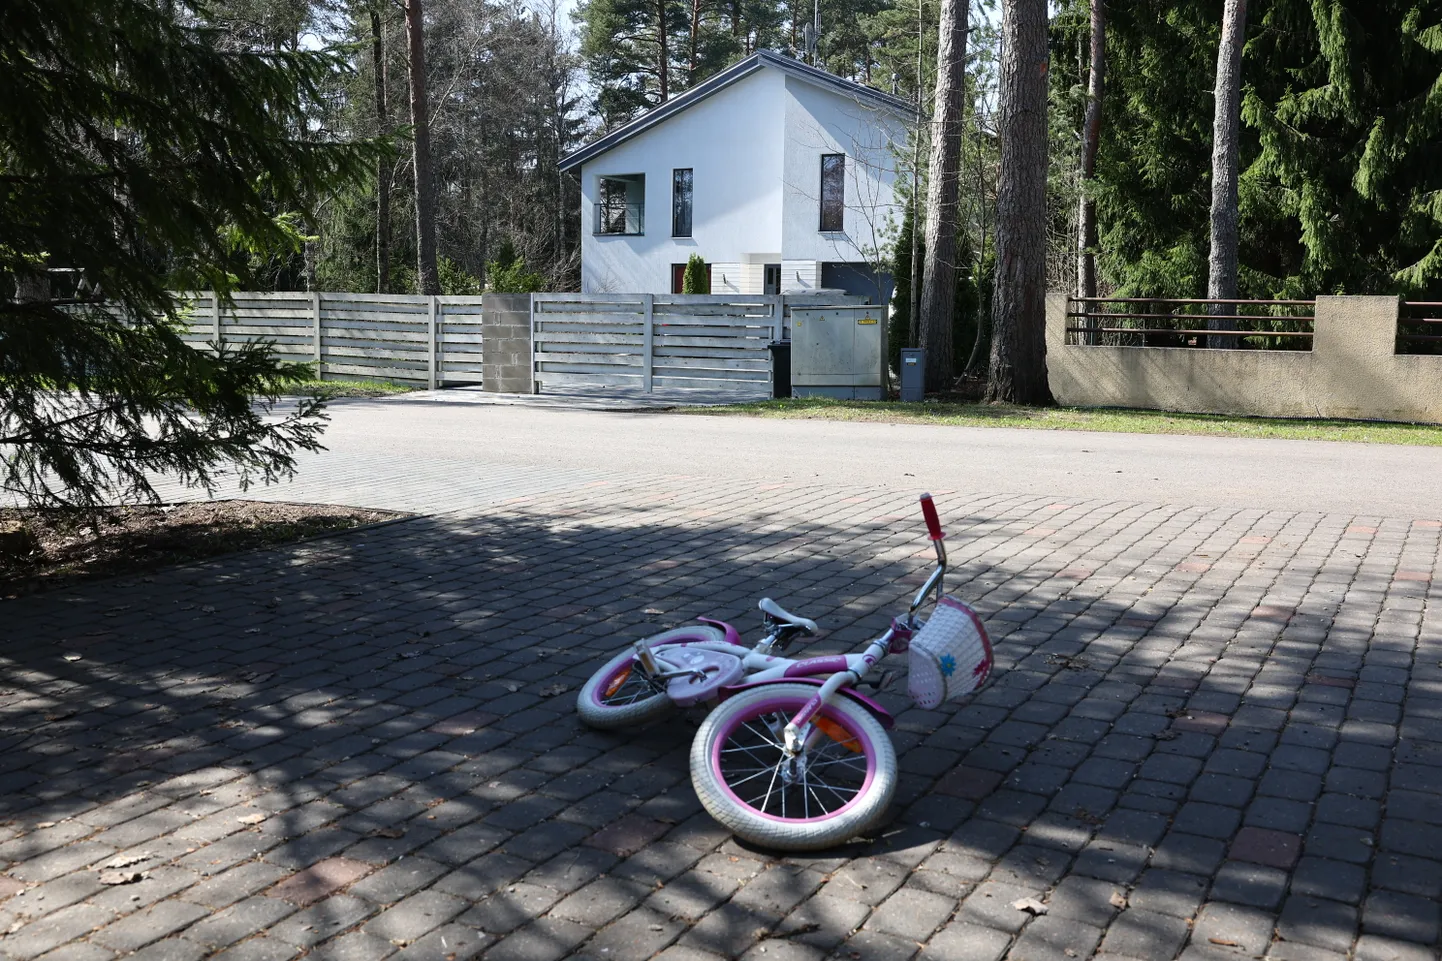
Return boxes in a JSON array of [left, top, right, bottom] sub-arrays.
[[579, 69, 786, 294], [779, 76, 907, 274]]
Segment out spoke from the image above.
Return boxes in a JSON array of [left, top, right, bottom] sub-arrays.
[[760, 760, 782, 815], [726, 765, 783, 791]]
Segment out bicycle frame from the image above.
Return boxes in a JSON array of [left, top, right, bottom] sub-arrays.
[[641, 493, 952, 757]]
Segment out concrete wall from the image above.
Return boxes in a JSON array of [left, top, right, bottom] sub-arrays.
[[482, 293, 533, 394], [1046, 293, 1442, 423]]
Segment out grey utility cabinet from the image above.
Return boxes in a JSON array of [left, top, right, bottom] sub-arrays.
[[899, 347, 925, 401], [790, 305, 885, 400]]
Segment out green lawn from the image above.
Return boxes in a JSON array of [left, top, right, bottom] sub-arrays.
[[678, 397, 1442, 446], [270, 377, 418, 400]]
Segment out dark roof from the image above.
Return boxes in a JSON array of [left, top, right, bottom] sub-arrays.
[[558, 51, 915, 172]]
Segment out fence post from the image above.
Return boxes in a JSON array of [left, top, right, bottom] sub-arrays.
[[428, 296, 439, 390], [529, 295, 539, 394], [768, 295, 784, 341], [311, 291, 322, 378], [642, 294, 655, 392], [211, 291, 222, 351]]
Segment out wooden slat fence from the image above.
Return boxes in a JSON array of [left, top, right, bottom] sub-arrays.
[[176, 291, 486, 387], [530, 293, 866, 394]]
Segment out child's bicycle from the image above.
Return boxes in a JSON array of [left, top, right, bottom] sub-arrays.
[[576, 494, 994, 850]]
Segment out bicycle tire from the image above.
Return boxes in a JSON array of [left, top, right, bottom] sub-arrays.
[[690, 681, 897, 850], [576, 625, 727, 729]]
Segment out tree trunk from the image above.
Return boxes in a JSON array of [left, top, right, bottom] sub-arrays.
[[657, 0, 670, 101], [405, 0, 440, 296], [985, 0, 1051, 405], [1076, 0, 1104, 303], [689, 0, 701, 83], [917, 0, 968, 391], [1207, 0, 1246, 345], [371, 7, 392, 295]]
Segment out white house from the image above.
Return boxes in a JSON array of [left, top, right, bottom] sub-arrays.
[[560, 51, 914, 300]]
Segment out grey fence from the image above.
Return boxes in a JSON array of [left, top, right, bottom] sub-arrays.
[[178, 291, 486, 387]]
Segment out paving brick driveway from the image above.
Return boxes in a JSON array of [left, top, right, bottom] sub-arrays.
[[2, 467, 1441, 961]]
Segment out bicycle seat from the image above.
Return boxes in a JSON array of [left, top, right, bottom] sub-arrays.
[[759, 597, 817, 633]]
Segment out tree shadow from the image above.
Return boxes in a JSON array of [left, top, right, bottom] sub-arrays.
[[0, 497, 1383, 958]]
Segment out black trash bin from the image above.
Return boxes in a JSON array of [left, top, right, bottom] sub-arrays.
[[767, 341, 792, 399]]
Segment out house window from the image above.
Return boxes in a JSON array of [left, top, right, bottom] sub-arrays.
[[820, 154, 845, 232], [595, 175, 644, 235], [672, 169, 693, 237]]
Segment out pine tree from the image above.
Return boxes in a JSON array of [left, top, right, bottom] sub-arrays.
[[2, 0, 380, 509], [918, 0, 968, 389], [986, 0, 1052, 404], [1206, 0, 1247, 343], [1076, 0, 1104, 300]]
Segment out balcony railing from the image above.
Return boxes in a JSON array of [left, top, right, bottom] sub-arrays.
[[594, 202, 644, 236]]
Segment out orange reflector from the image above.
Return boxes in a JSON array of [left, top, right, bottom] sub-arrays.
[[815, 717, 861, 753], [604, 666, 633, 698]]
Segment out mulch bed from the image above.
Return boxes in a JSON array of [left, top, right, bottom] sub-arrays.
[[0, 500, 404, 599]]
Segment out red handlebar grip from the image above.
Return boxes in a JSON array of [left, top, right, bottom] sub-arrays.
[[920, 493, 944, 541]]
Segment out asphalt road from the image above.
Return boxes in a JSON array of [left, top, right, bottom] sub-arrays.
[[311, 397, 1442, 519]]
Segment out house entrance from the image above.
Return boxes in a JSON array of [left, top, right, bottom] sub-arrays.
[[764, 264, 781, 295]]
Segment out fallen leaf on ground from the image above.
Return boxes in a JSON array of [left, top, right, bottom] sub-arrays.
[[643, 608, 665, 615], [1208, 939, 1240, 947], [539, 683, 570, 696], [1109, 892, 1127, 909], [34, 821, 56, 829], [99, 853, 152, 869], [370, 826, 405, 839], [1011, 898, 1048, 915], [237, 813, 266, 825], [500, 681, 523, 693], [98, 870, 147, 885], [62, 654, 81, 662]]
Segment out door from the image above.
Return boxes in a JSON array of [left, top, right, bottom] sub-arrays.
[[764, 264, 781, 295]]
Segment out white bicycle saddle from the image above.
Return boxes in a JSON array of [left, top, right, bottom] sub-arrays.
[[758, 597, 818, 633]]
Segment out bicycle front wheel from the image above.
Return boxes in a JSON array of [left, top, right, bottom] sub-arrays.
[[576, 625, 726, 729], [690, 682, 897, 850]]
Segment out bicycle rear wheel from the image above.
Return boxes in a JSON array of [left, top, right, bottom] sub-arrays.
[[576, 625, 725, 729], [690, 682, 896, 850]]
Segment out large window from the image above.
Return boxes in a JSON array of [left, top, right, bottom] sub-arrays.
[[672, 168, 693, 237], [819, 153, 845, 232], [595, 175, 644, 235]]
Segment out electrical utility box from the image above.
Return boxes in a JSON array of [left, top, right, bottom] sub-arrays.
[[899, 348, 925, 401], [790, 306, 885, 400]]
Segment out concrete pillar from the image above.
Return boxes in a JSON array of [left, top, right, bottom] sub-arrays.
[[1311, 295, 1400, 419], [481, 293, 534, 394]]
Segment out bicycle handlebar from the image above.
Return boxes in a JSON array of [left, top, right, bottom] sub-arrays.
[[920, 493, 944, 541]]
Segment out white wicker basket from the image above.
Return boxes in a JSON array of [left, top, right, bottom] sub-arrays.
[[907, 596, 994, 709]]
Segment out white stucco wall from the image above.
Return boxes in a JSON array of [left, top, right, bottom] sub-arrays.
[[579, 69, 786, 294], [779, 76, 907, 272], [577, 65, 909, 295]]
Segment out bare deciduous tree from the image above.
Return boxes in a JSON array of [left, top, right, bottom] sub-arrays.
[[1076, 0, 1104, 301]]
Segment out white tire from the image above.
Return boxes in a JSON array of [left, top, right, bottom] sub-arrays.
[[690, 682, 897, 850], [576, 625, 726, 729]]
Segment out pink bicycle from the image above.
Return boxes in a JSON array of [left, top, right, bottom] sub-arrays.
[[577, 494, 994, 850]]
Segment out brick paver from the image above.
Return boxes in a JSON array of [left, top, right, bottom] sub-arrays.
[[3, 447, 1441, 961]]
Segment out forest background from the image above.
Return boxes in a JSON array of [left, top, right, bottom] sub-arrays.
[[217, 0, 1442, 336]]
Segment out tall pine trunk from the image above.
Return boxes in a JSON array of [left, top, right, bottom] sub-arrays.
[[917, 0, 969, 390], [657, 0, 670, 101], [371, 7, 391, 294], [1076, 0, 1104, 302], [1207, 0, 1246, 343], [985, 0, 1051, 405], [405, 0, 439, 296], [689, 0, 701, 83]]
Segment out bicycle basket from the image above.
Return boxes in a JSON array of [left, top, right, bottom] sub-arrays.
[[907, 596, 994, 709]]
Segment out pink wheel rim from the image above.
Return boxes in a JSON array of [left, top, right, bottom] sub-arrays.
[[709, 694, 877, 824]]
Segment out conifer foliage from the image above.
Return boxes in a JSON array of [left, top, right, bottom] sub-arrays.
[[0, 0, 379, 509]]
